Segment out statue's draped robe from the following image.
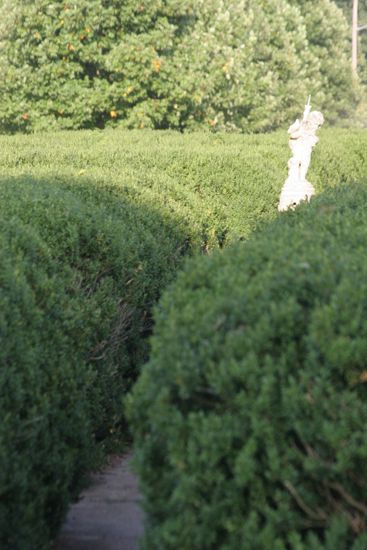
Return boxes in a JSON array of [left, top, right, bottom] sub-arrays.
[[278, 111, 323, 212]]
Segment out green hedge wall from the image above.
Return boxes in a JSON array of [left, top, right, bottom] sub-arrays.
[[0, 216, 94, 549], [2, 128, 367, 247], [128, 184, 367, 549], [0, 177, 188, 548], [1, 128, 367, 547]]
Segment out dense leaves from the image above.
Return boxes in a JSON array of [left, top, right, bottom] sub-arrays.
[[290, 0, 359, 120], [0, 0, 196, 132], [1, 128, 367, 546], [0, 215, 93, 549], [0, 176, 189, 549], [128, 184, 367, 549], [0, 0, 359, 132]]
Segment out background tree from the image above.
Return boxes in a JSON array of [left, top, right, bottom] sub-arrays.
[[0, 0, 361, 133], [167, 0, 315, 132], [0, 0, 196, 132], [289, 0, 360, 121]]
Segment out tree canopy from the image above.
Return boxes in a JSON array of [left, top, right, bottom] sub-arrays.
[[0, 0, 360, 133]]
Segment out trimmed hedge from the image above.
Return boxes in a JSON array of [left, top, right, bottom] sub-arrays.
[[0, 177, 187, 548], [128, 184, 367, 549], [0, 216, 94, 548], [2, 128, 367, 247], [1, 129, 367, 547]]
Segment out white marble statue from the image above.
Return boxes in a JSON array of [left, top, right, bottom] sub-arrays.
[[278, 96, 324, 212]]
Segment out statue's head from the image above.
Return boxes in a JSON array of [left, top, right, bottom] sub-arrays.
[[306, 111, 324, 131]]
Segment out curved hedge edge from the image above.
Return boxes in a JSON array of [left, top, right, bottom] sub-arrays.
[[128, 183, 367, 550], [0, 175, 192, 549]]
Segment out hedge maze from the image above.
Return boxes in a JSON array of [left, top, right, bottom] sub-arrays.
[[1, 128, 367, 548]]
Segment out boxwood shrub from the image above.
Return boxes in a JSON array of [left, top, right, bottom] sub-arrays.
[[2, 128, 367, 547], [0, 176, 188, 548], [3, 128, 367, 250], [128, 184, 367, 549], [0, 217, 94, 549]]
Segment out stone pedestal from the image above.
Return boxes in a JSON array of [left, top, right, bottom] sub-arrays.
[[278, 178, 315, 212]]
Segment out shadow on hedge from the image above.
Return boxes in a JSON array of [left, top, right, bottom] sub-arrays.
[[0, 173, 199, 549]]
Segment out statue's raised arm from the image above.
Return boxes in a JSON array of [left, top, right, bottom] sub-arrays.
[[302, 95, 312, 122]]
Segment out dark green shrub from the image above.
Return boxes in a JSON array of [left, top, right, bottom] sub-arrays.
[[128, 184, 367, 549], [0, 176, 187, 548], [2, 128, 367, 547], [0, 218, 93, 549]]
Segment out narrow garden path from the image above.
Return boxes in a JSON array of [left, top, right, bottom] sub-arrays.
[[54, 453, 144, 550]]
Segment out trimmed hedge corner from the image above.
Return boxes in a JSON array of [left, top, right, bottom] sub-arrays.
[[128, 184, 367, 549]]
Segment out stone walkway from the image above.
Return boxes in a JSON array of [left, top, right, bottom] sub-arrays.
[[54, 453, 144, 550]]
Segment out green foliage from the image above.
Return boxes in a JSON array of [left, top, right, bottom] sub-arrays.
[[290, 0, 359, 122], [0, 0, 359, 133], [128, 184, 367, 549], [331, 0, 367, 98], [1, 128, 367, 546], [0, 215, 93, 549], [0, 0, 197, 133], [2, 128, 367, 244], [0, 176, 188, 548], [0, 0, 195, 132], [169, 0, 315, 132]]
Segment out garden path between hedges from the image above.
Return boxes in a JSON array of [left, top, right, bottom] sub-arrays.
[[54, 452, 144, 550]]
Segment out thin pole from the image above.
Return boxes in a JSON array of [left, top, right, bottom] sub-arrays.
[[352, 0, 359, 72]]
